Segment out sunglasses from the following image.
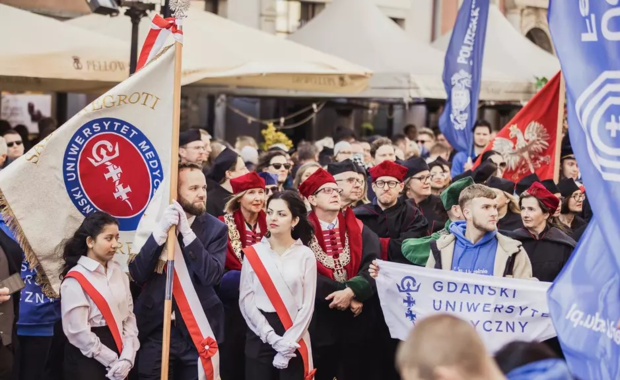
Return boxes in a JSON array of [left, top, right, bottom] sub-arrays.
[[271, 163, 291, 170], [7, 141, 22, 148], [265, 186, 278, 195]]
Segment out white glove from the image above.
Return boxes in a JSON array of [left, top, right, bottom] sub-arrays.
[[173, 201, 196, 245], [270, 336, 299, 357], [152, 204, 180, 246], [106, 359, 132, 380], [272, 352, 295, 369]]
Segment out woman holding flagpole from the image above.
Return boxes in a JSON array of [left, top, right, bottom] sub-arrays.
[[217, 171, 268, 380], [60, 212, 139, 380], [239, 190, 317, 380]]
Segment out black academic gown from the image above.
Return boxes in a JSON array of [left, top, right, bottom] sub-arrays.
[[506, 226, 575, 282], [497, 208, 524, 233], [310, 225, 380, 380], [353, 198, 428, 264], [562, 214, 588, 240], [206, 179, 232, 218], [415, 195, 447, 234]]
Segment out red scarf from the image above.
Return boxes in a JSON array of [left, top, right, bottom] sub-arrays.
[[309, 208, 363, 281], [219, 209, 267, 270]]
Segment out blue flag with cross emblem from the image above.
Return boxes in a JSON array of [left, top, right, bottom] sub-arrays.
[[547, 2, 620, 379], [438, 0, 490, 155]]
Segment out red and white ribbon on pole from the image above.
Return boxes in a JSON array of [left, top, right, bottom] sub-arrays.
[[172, 240, 220, 380], [136, 14, 183, 72]]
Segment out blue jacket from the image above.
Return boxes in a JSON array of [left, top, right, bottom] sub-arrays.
[[129, 213, 228, 344], [450, 221, 498, 276], [0, 221, 60, 337], [507, 359, 574, 380]]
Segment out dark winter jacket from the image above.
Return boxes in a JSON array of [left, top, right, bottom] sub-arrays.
[[506, 226, 575, 282], [353, 198, 428, 263]]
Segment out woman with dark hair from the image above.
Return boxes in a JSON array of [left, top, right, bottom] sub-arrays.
[[60, 212, 139, 380], [239, 190, 317, 380], [507, 182, 575, 282], [13, 124, 31, 150], [557, 178, 587, 237], [217, 172, 267, 380], [206, 148, 249, 217], [258, 151, 291, 190], [480, 150, 507, 178]]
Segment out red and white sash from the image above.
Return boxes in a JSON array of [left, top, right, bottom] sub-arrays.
[[243, 245, 315, 380], [65, 270, 123, 353], [172, 239, 220, 380], [136, 14, 183, 72]]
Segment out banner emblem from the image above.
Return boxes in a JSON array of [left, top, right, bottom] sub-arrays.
[[575, 71, 620, 182], [450, 69, 473, 130], [63, 117, 163, 230], [397, 276, 420, 324]]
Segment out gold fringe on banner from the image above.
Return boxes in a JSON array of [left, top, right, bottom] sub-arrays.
[[0, 189, 59, 298]]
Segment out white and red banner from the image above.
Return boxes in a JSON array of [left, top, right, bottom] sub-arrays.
[[376, 260, 556, 353], [0, 45, 177, 297]]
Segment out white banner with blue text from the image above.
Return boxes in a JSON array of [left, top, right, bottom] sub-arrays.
[[375, 260, 556, 352]]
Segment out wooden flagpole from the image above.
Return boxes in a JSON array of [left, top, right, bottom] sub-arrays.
[[161, 1, 187, 379], [553, 73, 566, 183]]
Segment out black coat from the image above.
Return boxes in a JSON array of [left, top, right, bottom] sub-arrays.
[[353, 198, 428, 264], [310, 225, 379, 348], [0, 228, 24, 335], [498, 208, 524, 233], [506, 226, 575, 282], [416, 195, 447, 234], [206, 178, 232, 218], [129, 213, 228, 343]]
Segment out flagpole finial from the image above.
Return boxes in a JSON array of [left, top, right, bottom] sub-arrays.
[[170, 0, 190, 19]]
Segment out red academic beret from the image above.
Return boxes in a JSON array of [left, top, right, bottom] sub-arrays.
[[298, 167, 336, 198], [523, 182, 560, 215], [231, 172, 265, 194], [369, 160, 408, 182]]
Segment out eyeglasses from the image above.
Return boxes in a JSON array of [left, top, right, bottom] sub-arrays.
[[411, 175, 433, 183], [265, 186, 278, 195], [7, 141, 22, 148], [571, 193, 586, 201], [271, 163, 291, 170], [337, 177, 363, 185], [186, 145, 205, 152], [416, 140, 430, 144], [314, 187, 343, 196], [375, 180, 400, 189]]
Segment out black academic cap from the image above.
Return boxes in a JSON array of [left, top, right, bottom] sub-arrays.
[[179, 129, 201, 147], [557, 178, 580, 198], [561, 134, 575, 160], [402, 157, 430, 179], [515, 173, 541, 195], [452, 169, 473, 183], [208, 148, 239, 183], [429, 156, 451, 168], [472, 161, 497, 184], [327, 159, 358, 176], [486, 176, 515, 194], [541, 179, 560, 195]]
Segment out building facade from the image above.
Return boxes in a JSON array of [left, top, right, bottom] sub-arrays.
[[218, 0, 551, 52]]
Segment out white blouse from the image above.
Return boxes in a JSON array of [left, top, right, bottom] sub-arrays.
[[61, 256, 140, 368], [239, 238, 317, 345]]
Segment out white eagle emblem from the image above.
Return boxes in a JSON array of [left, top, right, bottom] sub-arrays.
[[492, 122, 551, 181], [450, 69, 472, 130]]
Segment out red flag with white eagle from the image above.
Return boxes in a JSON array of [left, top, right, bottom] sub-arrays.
[[473, 72, 562, 183]]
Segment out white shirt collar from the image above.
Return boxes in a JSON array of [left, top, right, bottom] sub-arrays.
[[318, 217, 339, 230], [78, 256, 105, 274]]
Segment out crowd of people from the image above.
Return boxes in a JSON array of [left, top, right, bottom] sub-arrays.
[[0, 117, 589, 380]]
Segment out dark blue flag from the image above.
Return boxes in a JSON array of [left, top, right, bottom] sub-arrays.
[[438, 0, 490, 156], [547, 2, 620, 379]]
